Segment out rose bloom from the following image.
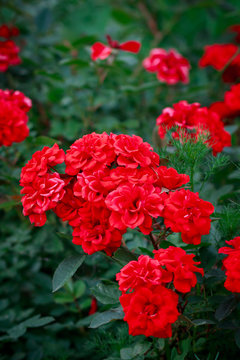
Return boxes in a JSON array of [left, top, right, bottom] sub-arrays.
[[219, 237, 240, 293], [0, 39, 21, 71], [105, 183, 165, 235], [154, 246, 204, 293], [21, 172, 66, 227], [162, 189, 214, 245], [116, 255, 172, 293], [72, 206, 124, 256], [20, 143, 65, 185], [229, 24, 240, 43], [154, 166, 190, 190], [0, 24, 19, 39], [91, 35, 141, 61], [113, 134, 159, 168], [0, 90, 32, 146], [199, 44, 238, 70], [143, 48, 190, 85], [65, 132, 116, 175], [120, 285, 179, 338], [156, 101, 231, 155]]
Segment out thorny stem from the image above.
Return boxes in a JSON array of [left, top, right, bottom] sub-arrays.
[[149, 232, 158, 250]]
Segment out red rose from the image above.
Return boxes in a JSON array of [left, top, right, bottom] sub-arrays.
[[219, 237, 240, 293], [143, 48, 190, 85], [105, 183, 164, 234], [113, 134, 159, 168], [162, 189, 214, 245], [0, 90, 31, 146], [154, 166, 190, 190], [154, 246, 204, 293], [120, 285, 179, 338], [91, 35, 141, 61], [199, 44, 238, 70], [0, 39, 21, 71], [116, 255, 172, 293]]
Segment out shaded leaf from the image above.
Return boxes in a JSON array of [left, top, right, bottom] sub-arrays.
[[89, 307, 124, 328]]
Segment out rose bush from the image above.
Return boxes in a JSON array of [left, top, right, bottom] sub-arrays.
[[0, 1, 240, 360]]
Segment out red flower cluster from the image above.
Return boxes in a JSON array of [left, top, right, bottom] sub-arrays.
[[143, 48, 190, 85], [210, 83, 240, 121], [0, 25, 21, 71], [156, 100, 231, 155], [0, 89, 32, 146], [219, 237, 240, 293], [161, 189, 214, 245], [91, 35, 141, 61], [20, 133, 203, 255], [199, 43, 240, 83], [20, 144, 66, 226], [117, 248, 203, 337]]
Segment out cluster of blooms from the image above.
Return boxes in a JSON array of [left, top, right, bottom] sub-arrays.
[[0, 89, 32, 146], [143, 48, 190, 85], [199, 23, 240, 83], [20, 132, 214, 255], [0, 24, 21, 72], [210, 83, 240, 121], [156, 100, 231, 155], [219, 236, 240, 293], [116, 247, 204, 337], [91, 35, 141, 61]]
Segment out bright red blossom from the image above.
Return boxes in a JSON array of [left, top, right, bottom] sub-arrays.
[[0, 89, 31, 146], [155, 166, 190, 190], [0, 25, 19, 39], [143, 48, 190, 85], [105, 183, 164, 235], [219, 237, 240, 293], [154, 247, 204, 293], [116, 255, 172, 293], [162, 189, 214, 245], [91, 35, 141, 61], [120, 285, 179, 338]]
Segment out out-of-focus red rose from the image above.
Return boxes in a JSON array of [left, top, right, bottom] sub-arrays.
[[0, 39, 21, 71], [0, 89, 31, 146], [143, 48, 190, 85], [162, 189, 214, 245], [229, 24, 240, 43], [120, 285, 179, 338], [116, 255, 172, 293], [88, 298, 98, 315], [224, 83, 240, 111], [154, 246, 204, 293], [0, 25, 19, 39], [91, 35, 141, 61], [199, 44, 238, 70], [219, 236, 240, 293]]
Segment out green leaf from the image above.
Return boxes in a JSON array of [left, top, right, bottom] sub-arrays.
[[24, 315, 54, 328], [74, 280, 86, 298], [112, 247, 138, 266], [215, 295, 237, 321], [192, 319, 216, 326], [59, 58, 89, 67], [54, 292, 74, 304], [120, 342, 151, 360], [7, 324, 27, 339], [52, 254, 86, 292], [89, 307, 124, 329], [91, 280, 121, 305]]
